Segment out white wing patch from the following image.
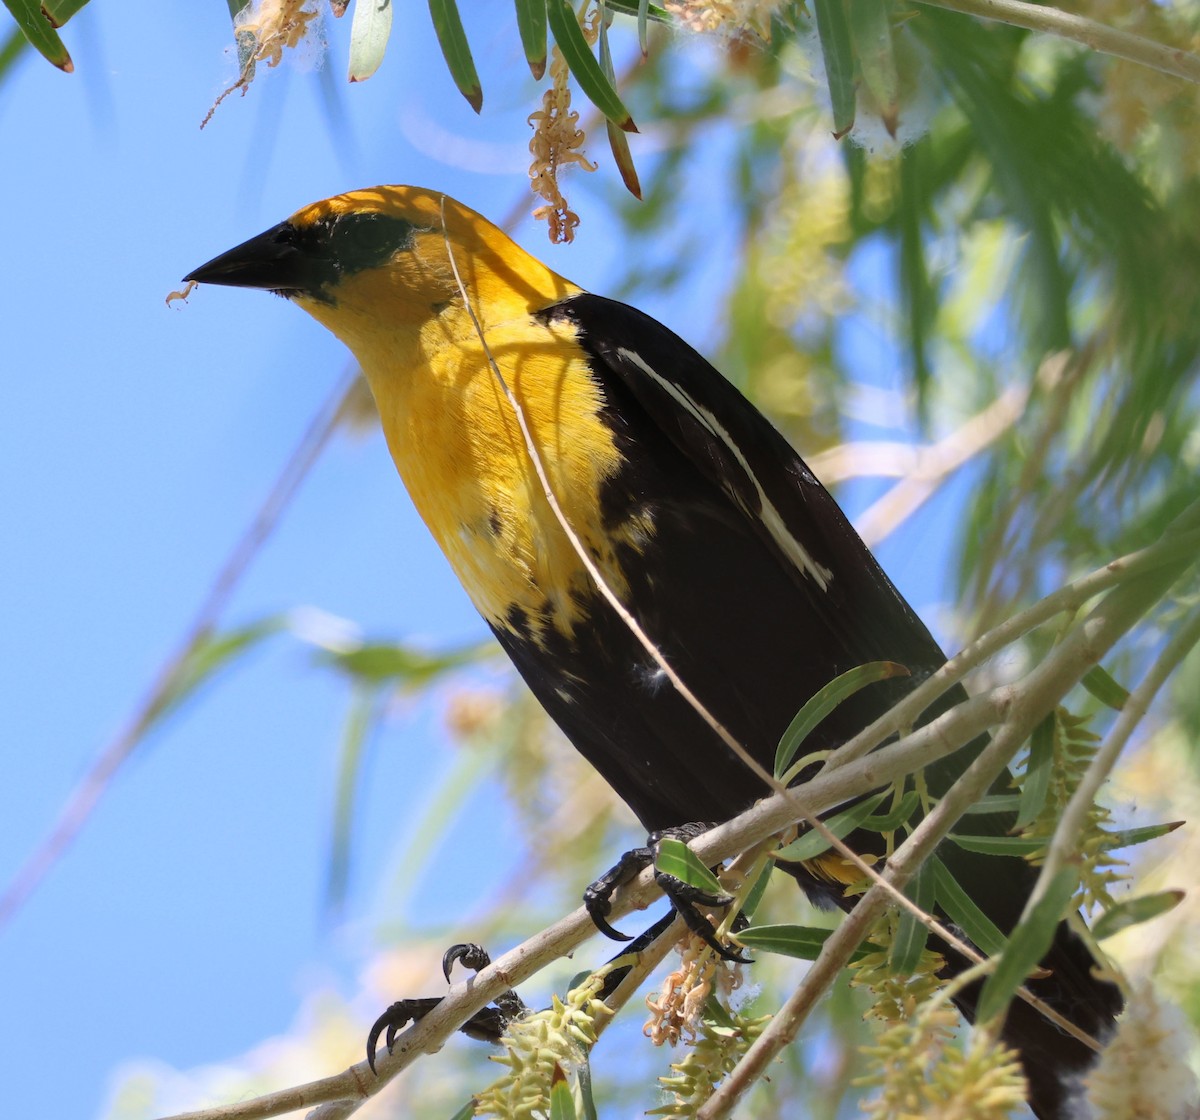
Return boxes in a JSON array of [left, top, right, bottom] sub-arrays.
[[616, 347, 833, 591]]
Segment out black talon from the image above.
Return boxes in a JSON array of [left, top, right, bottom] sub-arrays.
[[366, 942, 527, 1074], [442, 941, 491, 982], [367, 998, 440, 1073], [586, 823, 751, 962]]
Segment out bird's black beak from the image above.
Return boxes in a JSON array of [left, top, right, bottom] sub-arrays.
[[184, 220, 314, 295]]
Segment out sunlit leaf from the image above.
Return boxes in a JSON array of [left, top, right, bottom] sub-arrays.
[[550, 1062, 577, 1120], [347, 0, 393, 82], [514, 0, 546, 79], [736, 922, 869, 962], [1092, 890, 1185, 941], [547, 0, 636, 132], [655, 837, 724, 897], [2, 0, 71, 70], [428, 0, 482, 112], [890, 860, 933, 976], [948, 833, 1045, 857], [1101, 820, 1184, 850], [848, 0, 898, 136], [40, 0, 88, 27]]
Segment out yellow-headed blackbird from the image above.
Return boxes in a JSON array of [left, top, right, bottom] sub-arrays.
[[186, 186, 1121, 1118]]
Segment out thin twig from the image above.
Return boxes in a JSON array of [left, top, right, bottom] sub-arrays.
[[916, 0, 1200, 85], [0, 368, 360, 931]]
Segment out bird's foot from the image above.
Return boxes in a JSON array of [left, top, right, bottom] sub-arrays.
[[584, 823, 751, 964], [366, 942, 528, 1073]]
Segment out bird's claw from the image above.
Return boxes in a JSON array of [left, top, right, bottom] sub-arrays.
[[366, 942, 527, 1074], [585, 824, 751, 963]]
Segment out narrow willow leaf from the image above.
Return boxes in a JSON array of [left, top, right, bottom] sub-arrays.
[[930, 856, 1008, 958], [703, 992, 737, 1030], [848, 0, 898, 136], [546, 0, 636, 132], [637, 0, 650, 55], [741, 860, 774, 919], [812, 0, 854, 138], [948, 833, 1045, 857], [1016, 711, 1055, 829], [656, 837, 724, 897], [599, 17, 641, 199], [776, 661, 909, 779], [861, 789, 921, 833], [962, 794, 1023, 816], [890, 860, 933, 976], [348, 0, 393, 83], [977, 868, 1077, 1024], [514, 0, 547, 79], [40, 0, 88, 27], [1082, 665, 1130, 711], [578, 1055, 598, 1120], [550, 1062, 577, 1120], [428, 0, 482, 112], [600, 0, 671, 23], [1092, 890, 1185, 941], [323, 687, 376, 916], [146, 616, 285, 729], [736, 923, 869, 963], [2, 0, 71, 70], [0, 26, 28, 82], [1102, 820, 1183, 850], [447, 1102, 477, 1120], [775, 791, 888, 862], [316, 639, 490, 685]]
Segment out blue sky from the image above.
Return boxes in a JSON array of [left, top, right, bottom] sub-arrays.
[[0, 8, 963, 1118]]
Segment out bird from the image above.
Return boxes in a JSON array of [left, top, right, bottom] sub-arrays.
[[185, 185, 1121, 1118]]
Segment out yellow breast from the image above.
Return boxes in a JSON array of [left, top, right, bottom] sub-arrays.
[[345, 310, 651, 645]]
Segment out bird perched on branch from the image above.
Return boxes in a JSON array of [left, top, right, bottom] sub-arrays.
[[186, 186, 1120, 1118]]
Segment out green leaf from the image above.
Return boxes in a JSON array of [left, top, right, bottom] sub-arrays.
[[0, 26, 29, 82], [599, 15, 641, 199], [637, 0, 650, 55], [1016, 711, 1056, 829], [1082, 665, 1130, 711], [948, 833, 1046, 857], [323, 687, 378, 917], [546, 0, 636, 132], [889, 860, 933, 976], [578, 1054, 598, 1120], [655, 837, 724, 897], [741, 860, 774, 919], [776, 661, 909, 779], [514, 0, 546, 79], [774, 791, 888, 862], [599, 0, 671, 25], [735, 923, 869, 963], [40, 0, 88, 27], [1101, 820, 1184, 850], [977, 867, 1077, 1024], [702, 992, 737, 1029], [929, 856, 1008, 958], [447, 1101, 477, 1120], [2, 0, 71, 70], [315, 638, 490, 685], [550, 1062, 577, 1120], [812, 0, 854, 139], [861, 789, 921, 833], [348, 0, 393, 82], [1092, 890, 1185, 941], [428, 0, 482, 112], [962, 794, 1023, 816], [146, 616, 285, 730], [848, 0, 898, 136]]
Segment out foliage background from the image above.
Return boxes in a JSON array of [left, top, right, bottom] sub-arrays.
[[1, 2, 1198, 1118]]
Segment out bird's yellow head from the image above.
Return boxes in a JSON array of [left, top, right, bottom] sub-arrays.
[[185, 185, 579, 347]]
